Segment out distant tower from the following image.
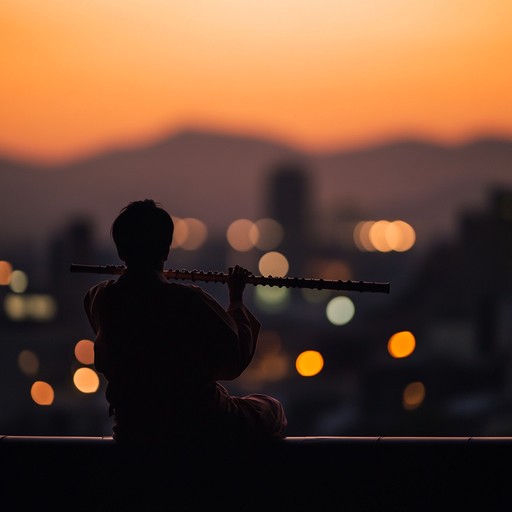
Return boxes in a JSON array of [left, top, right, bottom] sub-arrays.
[[48, 217, 97, 324], [266, 161, 312, 274]]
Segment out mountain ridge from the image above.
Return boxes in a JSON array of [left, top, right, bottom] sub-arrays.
[[2, 130, 512, 256]]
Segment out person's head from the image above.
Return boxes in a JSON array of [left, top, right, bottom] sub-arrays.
[[111, 199, 174, 269]]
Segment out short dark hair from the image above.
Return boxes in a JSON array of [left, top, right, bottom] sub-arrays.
[[111, 199, 174, 265]]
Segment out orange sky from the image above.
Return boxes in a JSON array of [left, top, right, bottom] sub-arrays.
[[2, 0, 512, 164]]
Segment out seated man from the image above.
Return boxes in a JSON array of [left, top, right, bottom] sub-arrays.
[[84, 199, 287, 445]]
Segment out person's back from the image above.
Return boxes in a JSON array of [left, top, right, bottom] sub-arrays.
[[84, 199, 287, 445]]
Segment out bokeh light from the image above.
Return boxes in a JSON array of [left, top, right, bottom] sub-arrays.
[[387, 220, 416, 251], [31, 381, 54, 406], [295, 350, 324, 377], [9, 270, 28, 293], [4, 294, 25, 320], [74, 339, 95, 365], [325, 296, 355, 326], [403, 381, 426, 410], [18, 350, 39, 376], [171, 216, 188, 247], [4, 294, 58, 321], [354, 220, 416, 252], [0, 260, 13, 285], [258, 251, 289, 277], [26, 295, 58, 321], [73, 367, 100, 393], [353, 221, 375, 252], [388, 331, 416, 358], [172, 217, 207, 250], [369, 220, 393, 252], [227, 219, 256, 252]]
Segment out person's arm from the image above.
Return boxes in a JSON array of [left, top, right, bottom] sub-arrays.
[[226, 265, 260, 367], [191, 266, 260, 380], [83, 280, 114, 376]]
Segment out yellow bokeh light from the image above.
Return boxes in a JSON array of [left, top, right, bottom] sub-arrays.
[[354, 219, 416, 252], [179, 218, 208, 250], [369, 220, 392, 252], [26, 294, 57, 321], [0, 261, 13, 285], [388, 330, 416, 358], [73, 367, 100, 393], [403, 381, 426, 410], [295, 350, 324, 377], [227, 219, 256, 252], [4, 294, 26, 320], [4, 294, 57, 321], [171, 216, 188, 248], [31, 381, 54, 406], [9, 270, 28, 293], [258, 251, 289, 277], [387, 220, 416, 251], [75, 339, 95, 365]]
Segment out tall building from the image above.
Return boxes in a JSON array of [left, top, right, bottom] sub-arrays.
[[266, 160, 313, 275]]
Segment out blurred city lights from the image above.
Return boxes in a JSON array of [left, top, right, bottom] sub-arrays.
[[403, 381, 426, 410], [4, 294, 25, 320], [73, 367, 100, 393], [171, 216, 188, 247], [18, 350, 39, 376], [172, 217, 207, 250], [325, 296, 355, 326], [30, 381, 54, 406], [258, 251, 289, 277], [354, 220, 416, 252], [0, 260, 13, 285], [9, 270, 28, 293], [4, 294, 58, 322], [227, 218, 255, 251], [387, 220, 416, 251], [295, 350, 324, 377], [74, 339, 95, 365], [388, 331, 416, 358]]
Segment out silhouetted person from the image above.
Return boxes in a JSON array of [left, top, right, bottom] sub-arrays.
[[83, 199, 287, 447]]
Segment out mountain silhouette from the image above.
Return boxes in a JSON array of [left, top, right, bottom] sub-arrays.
[[2, 130, 512, 257]]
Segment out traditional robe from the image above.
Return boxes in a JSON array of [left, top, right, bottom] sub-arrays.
[[84, 270, 287, 444]]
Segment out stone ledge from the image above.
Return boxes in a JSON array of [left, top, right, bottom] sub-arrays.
[[1, 436, 511, 511]]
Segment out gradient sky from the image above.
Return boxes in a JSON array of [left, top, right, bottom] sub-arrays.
[[2, 0, 512, 164]]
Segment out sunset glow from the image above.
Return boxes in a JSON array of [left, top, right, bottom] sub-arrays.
[[2, 1, 512, 164]]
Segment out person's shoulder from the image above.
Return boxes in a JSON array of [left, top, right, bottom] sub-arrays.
[[87, 279, 116, 294], [84, 279, 116, 307]]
